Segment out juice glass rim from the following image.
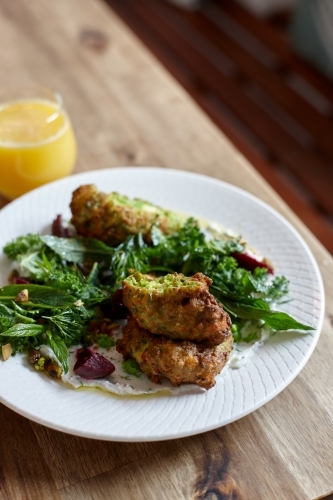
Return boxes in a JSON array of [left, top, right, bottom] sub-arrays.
[[0, 85, 64, 131]]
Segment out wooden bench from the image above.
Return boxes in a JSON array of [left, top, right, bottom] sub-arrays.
[[105, 0, 333, 252]]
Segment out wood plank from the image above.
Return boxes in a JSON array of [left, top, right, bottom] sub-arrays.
[[59, 423, 303, 499], [0, 193, 8, 209], [217, 0, 333, 102], [188, 7, 333, 161], [30, 422, 161, 489], [0, 405, 63, 500]]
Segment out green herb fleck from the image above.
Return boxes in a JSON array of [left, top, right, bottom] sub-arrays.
[[231, 324, 242, 342], [122, 359, 142, 377], [96, 334, 115, 348]]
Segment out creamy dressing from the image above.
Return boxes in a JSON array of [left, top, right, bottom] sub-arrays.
[[61, 345, 203, 396], [227, 326, 272, 369], [40, 322, 273, 396], [53, 323, 202, 396]]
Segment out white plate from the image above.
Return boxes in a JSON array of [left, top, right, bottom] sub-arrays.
[[0, 167, 324, 441]]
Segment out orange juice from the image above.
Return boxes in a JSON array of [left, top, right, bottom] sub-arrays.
[[0, 95, 76, 199]]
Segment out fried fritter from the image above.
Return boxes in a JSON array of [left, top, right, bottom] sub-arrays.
[[70, 184, 184, 246], [122, 271, 232, 345], [117, 315, 233, 389]]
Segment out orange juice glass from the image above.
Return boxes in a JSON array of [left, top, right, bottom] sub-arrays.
[[0, 86, 77, 199]]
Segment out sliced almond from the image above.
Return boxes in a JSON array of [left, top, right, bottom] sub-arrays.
[[15, 288, 29, 302], [2, 343, 12, 361]]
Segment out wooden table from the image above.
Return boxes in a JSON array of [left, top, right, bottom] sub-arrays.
[[0, 1, 332, 499]]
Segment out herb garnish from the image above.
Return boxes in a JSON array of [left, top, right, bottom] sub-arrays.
[[0, 217, 313, 373], [122, 359, 142, 377]]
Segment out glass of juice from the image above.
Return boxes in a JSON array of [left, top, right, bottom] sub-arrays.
[[0, 85, 77, 199]]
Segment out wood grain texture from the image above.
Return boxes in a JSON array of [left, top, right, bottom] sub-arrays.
[[30, 422, 161, 489], [0, 405, 62, 500], [0, 0, 333, 499]]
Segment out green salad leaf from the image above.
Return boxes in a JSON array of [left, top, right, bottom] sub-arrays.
[[1, 324, 44, 337], [0, 285, 76, 308], [40, 235, 114, 264], [1, 214, 314, 369], [46, 332, 69, 372]]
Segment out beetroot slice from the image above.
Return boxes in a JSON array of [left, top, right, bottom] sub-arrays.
[[74, 348, 115, 379], [12, 277, 31, 284], [52, 214, 76, 238], [231, 252, 274, 274]]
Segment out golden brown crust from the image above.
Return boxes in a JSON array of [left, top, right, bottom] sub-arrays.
[[122, 272, 232, 345], [117, 315, 233, 390], [70, 184, 183, 247]]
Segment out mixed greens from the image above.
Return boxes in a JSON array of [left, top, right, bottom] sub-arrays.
[[0, 217, 313, 373]]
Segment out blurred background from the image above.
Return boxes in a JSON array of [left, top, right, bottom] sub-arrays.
[[104, 0, 333, 253]]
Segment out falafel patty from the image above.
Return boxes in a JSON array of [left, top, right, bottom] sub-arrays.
[[122, 271, 232, 345], [70, 184, 184, 246], [117, 315, 233, 390]]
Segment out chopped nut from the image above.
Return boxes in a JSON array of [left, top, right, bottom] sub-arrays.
[[2, 343, 12, 361], [34, 357, 46, 371], [44, 360, 62, 379], [74, 299, 84, 307], [15, 288, 29, 303], [29, 349, 41, 364]]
